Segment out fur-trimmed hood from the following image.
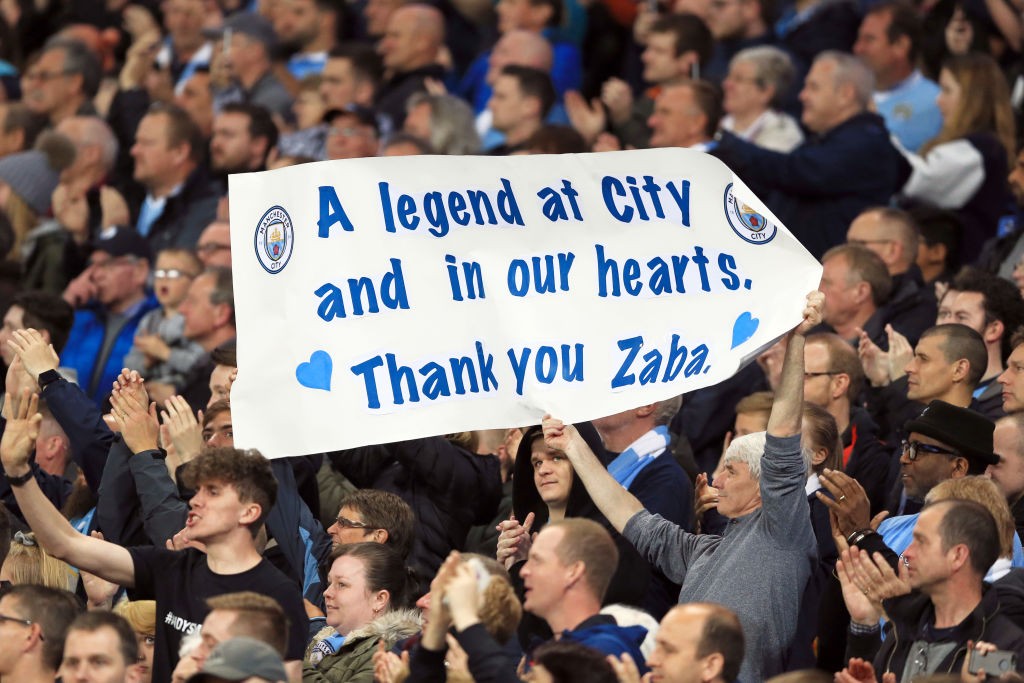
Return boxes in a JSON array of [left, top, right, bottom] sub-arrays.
[[312, 608, 423, 650]]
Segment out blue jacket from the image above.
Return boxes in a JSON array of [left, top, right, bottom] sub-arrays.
[[560, 616, 648, 672], [713, 112, 903, 259], [61, 295, 160, 406]]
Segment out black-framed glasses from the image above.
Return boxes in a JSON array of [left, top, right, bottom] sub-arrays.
[[333, 515, 376, 530], [901, 440, 958, 461], [0, 613, 43, 639], [196, 242, 230, 255], [804, 371, 839, 379]]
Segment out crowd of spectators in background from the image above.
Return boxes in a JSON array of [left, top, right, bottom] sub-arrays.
[[4, 0, 1024, 681]]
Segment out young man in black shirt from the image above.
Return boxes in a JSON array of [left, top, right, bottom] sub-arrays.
[[0, 384, 307, 682]]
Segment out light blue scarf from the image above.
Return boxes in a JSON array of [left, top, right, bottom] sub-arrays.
[[606, 426, 670, 489]]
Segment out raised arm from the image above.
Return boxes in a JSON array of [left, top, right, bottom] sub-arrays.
[[10, 328, 114, 491], [767, 291, 824, 438], [0, 390, 135, 587], [542, 417, 643, 532]]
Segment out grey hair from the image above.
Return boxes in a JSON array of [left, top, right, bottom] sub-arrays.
[[653, 395, 682, 426], [70, 116, 118, 171], [724, 432, 767, 480], [406, 93, 481, 155], [722, 431, 812, 481], [816, 50, 875, 110], [731, 46, 795, 109], [42, 37, 102, 98]]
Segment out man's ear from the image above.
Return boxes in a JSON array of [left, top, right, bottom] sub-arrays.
[[984, 318, 1004, 346], [213, 302, 233, 328], [700, 652, 725, 682], [371, 528, 390, 544], [951, 357, 971, 383], [635, 403, 657, 419], [565, 560, 586, 589], [239, 501, 262, 527], [831, 372, 851, 401]]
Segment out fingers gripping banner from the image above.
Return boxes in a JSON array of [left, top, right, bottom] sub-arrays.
[[228, 148, 822, 458]]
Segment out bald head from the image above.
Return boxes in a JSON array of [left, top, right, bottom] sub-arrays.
[[380, 4, 445, 72], [650, 603, 745, 683], [56, 115, 117, 181], [846, 207, 919, 275], [487, 30, 554, 85]]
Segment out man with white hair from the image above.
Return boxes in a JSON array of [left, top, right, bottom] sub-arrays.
[[543, 291, 822, 682], [713, 51, 903, 259]]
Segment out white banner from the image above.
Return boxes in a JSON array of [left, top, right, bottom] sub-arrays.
[[228, 148, 822, 459]]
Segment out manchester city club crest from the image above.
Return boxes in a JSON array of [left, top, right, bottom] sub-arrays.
[[254, 205, 294, 274], [723, 183, 777, 245]]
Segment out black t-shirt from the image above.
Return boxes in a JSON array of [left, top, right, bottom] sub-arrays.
[[129, 546, 307, 682]]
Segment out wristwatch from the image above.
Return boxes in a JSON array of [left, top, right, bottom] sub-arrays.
[[37, 369, 61, 391], [4, 468, 33, 487]]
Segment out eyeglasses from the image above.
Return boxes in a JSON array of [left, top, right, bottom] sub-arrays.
[[804, 371, 839, 379], [23, 69, 70, 82], [154, 269, 195, 279], [328, 126, 373, 138], [90, 256, 139, 270], [0, 613, 43, 639], [333, 515, 376, 530], [847, 238, 894, 247], [196, 243, 230, 255], [900, 439, 958, 462]]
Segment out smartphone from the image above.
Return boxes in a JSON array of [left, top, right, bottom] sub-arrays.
[[968, 649, 1017, 676]]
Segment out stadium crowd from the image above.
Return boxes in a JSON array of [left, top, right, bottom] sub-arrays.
[[4, 0, 1024, 681]]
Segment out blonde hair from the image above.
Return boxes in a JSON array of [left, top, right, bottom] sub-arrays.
[[5, 189, 38, 259], [927, 476, 1016, 559], [113, 600, 156, 635], [3, 532, 76, 591], [922, 53, 1016, 167]]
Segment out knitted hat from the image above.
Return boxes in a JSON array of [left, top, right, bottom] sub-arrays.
[[0, 131, 75, 215]]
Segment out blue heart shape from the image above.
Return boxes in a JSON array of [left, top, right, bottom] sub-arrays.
[[731, 312, 759, 349], [296, 350, 333, 391]]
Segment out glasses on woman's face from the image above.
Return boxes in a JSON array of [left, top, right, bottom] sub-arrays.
[[900, 439, 958, 462]]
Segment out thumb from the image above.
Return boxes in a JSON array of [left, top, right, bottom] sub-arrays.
[[870, 511, 889, 531], [523, 511, 535, 532], [898, 556, 910, 583], [165, 538, 174, 550]]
